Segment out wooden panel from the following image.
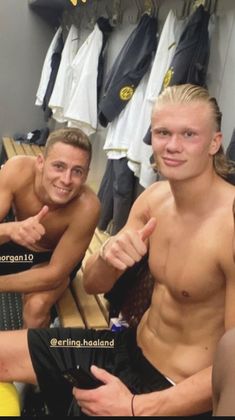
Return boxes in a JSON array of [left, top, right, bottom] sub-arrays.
[[21, 144, 35, 156], [2, 137, 17, 159], [95, 294, 109, 323], [56, 287, 85, 328], [11, 141, 25, 156], [72, 271, 108, 330], [31, 144, 43, 156], [2, 137, 45, 160]]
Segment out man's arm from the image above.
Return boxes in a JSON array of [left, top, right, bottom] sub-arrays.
[[73, 364, 212, 416], [0, 157, 43, 246], [134, 366, 212, 416], [83, 190, 156, 294], [0, 160, 15, 243], [0, 196, 100, 293]]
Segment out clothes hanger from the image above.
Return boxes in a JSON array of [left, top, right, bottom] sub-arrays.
[[69, 0, 87, 5]]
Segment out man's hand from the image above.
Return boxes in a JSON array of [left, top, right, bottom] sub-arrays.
[[72, 365, 134, 416], [100, 217, 156, 270], [9, 205, 49, 248]]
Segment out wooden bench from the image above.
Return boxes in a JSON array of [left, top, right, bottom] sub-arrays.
[[57, 229, 110, 329], [1, 136, 110, 329], [2, 136, 45, 159]]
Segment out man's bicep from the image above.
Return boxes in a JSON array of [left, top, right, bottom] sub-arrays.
[[0, 169, 14, 221], [49, 215, 98, 277], [122, 189, 151, 231]]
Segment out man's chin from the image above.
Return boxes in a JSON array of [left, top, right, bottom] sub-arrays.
[[49, 194, 72, 206]]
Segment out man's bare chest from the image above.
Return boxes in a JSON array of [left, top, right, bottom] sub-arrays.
[[148, 219, 224, 301]]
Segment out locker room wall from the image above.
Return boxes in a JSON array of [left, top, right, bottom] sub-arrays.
[[0, 0, 55, 156], [0, 0, 235, 191]]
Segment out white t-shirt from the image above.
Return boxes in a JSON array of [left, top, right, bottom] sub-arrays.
[[64, 24, 103, 136], [49, 25, 79, 123]]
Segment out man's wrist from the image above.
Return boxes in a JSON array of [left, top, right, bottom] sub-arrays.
[[131, 394, 135, 416]]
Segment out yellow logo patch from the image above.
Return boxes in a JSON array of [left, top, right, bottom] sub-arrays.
[[163, 67, 174, 89], [119, 86, 134, 101]]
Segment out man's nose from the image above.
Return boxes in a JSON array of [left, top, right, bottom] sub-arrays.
[[61, 170, 72, 184], [166, 134, 183, 152]]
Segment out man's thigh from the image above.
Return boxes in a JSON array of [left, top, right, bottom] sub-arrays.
[[28, 328, 117, 415], [0, 329, 36, 384]]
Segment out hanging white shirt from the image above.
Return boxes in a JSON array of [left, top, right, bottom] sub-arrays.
[[35, 26, 62, 106], [127, 10, 183, 188], [49, 25, 79, 123], [64, 24, 103, 136]]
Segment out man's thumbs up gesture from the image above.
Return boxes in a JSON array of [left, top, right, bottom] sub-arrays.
[[100, 218, 156, 271], [8, 205, 49, 248]]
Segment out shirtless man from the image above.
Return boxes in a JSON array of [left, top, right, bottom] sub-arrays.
[[211, 199, 235, 416], [212, 327, 235, 416], [0, 84, 234, 416], [0, 127, 100, 327]]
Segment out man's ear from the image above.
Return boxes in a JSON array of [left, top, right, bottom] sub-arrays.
[[209, 132, 223, 156], [36, 154, 44, 171]]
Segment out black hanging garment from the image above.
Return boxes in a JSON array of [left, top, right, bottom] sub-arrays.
[[144, 5, 210, 145], [98, 13, 157, 127], [97, 157, 137, 234], [96, 17, 113, 105]]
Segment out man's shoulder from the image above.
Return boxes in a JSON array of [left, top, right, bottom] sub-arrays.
[[3, 155, 35, 173], [8, 155, 35, 165], [142, 180, 171, 200], [132, 180, 170, 218], [0, 156, 35, 184], [74, 184, 100, 214]]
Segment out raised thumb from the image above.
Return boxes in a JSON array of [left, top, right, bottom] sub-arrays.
[[35, 205, 49, 222], [138, 217, 156, 242]]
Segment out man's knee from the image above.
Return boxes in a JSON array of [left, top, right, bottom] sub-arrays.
[[23, 294, 51, 328]]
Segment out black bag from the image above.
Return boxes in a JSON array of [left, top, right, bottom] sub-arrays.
[[104, 254, 154, 328]]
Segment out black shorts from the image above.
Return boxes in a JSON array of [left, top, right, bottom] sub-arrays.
[[0, 241, 81, 282], [28, 327, 172, 416]]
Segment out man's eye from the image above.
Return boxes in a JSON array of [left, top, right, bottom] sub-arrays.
[[184, 131, 195, 138], [73, 168, 83, 176], [155, 130, 169, 137]]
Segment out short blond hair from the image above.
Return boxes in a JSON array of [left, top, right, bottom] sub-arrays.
[[44, 127, 92, 164]]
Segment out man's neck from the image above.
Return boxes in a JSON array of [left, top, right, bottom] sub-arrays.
[[169, 170, 221, 216]]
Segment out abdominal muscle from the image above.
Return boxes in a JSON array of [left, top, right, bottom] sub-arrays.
[[136, 283, 224, 384]]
